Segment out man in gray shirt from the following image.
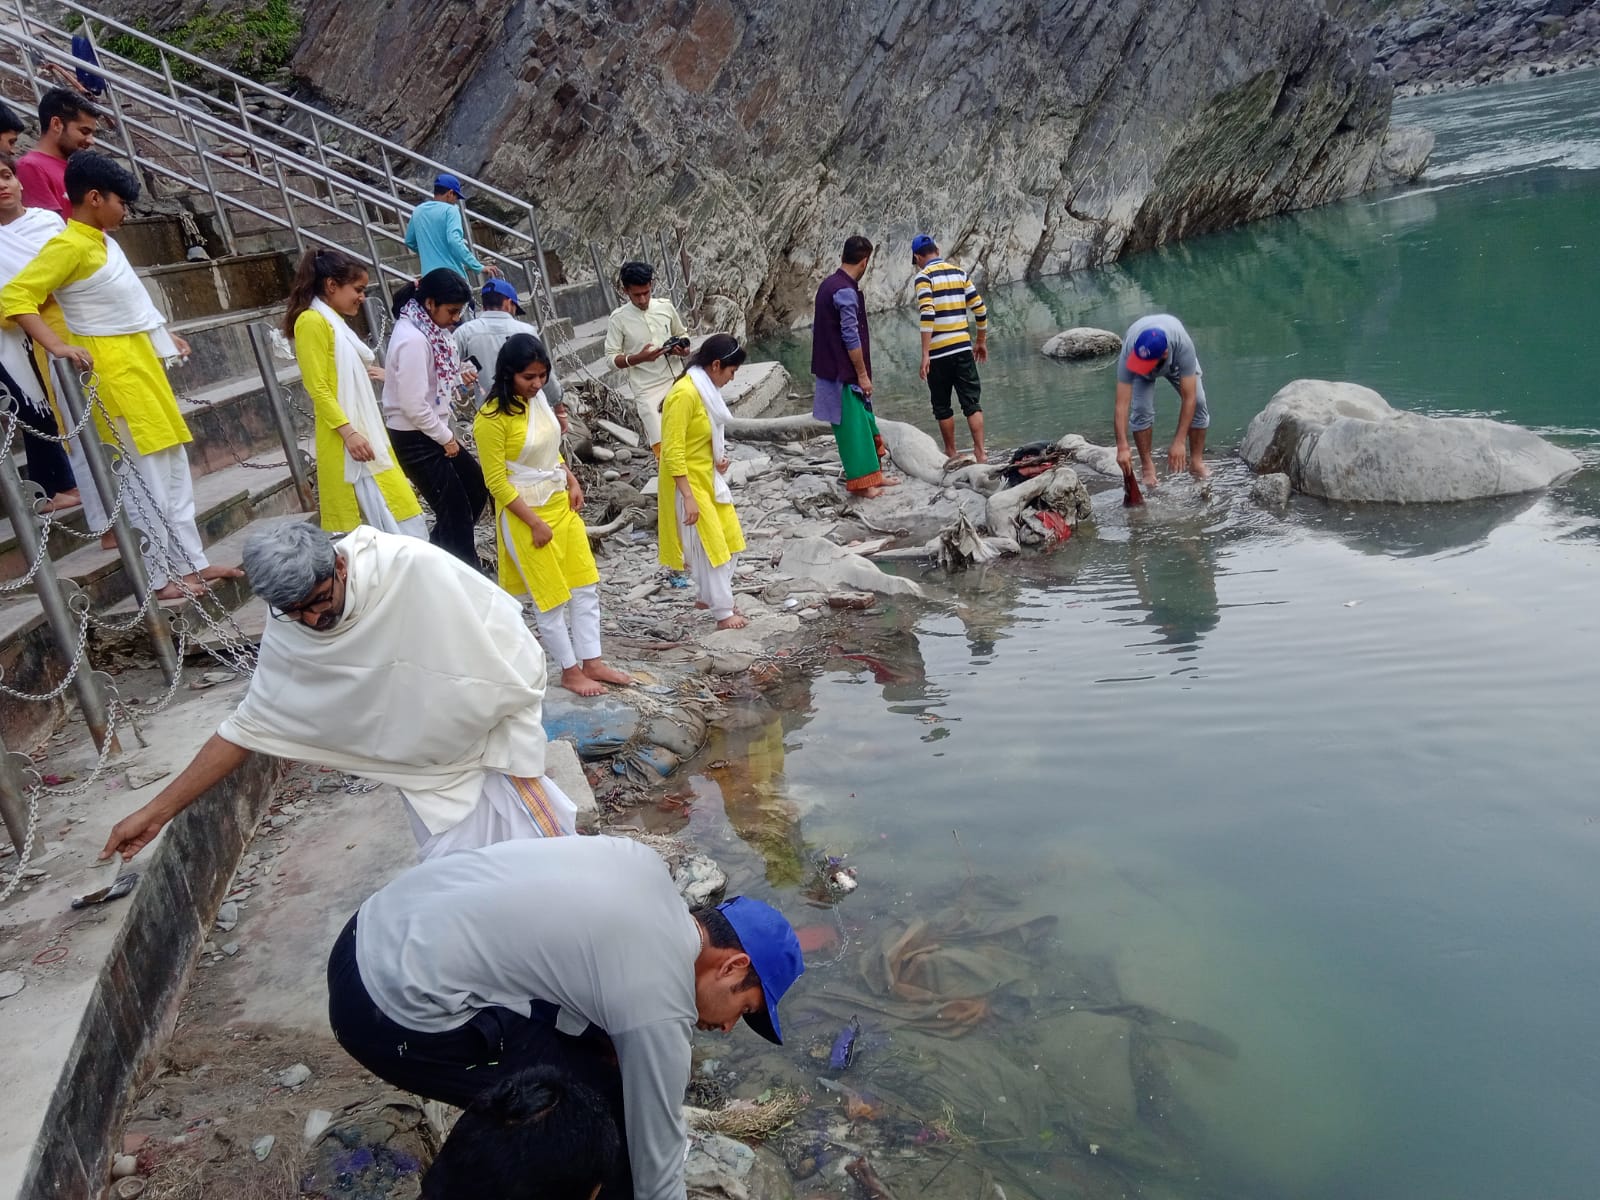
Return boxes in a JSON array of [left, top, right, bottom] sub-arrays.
[[455, 278, 563, 410], [1114, 313, 1210, 486], [327, 835, 804, 1200]]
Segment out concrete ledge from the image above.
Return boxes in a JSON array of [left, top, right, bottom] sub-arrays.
[[1, 688, 283, 1200]]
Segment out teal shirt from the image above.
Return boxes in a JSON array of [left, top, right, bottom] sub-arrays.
[[403, 199, 484, 276]]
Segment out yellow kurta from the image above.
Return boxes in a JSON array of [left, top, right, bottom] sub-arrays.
[[473, 400, 599, 610], [657, 373, 744, 570], [0, 220, 189, 455], [293, 308, 422, 532]]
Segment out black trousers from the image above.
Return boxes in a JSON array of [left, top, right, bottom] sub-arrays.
[[386, 426, 489, 568], [927, 349, 983, 420], [4, 355, 76, 499], [326, 915, 632, 1195]]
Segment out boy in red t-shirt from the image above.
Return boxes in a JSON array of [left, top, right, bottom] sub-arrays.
[[15, 88, 98, 219]]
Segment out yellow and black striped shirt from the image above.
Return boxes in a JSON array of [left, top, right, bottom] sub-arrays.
[[914, 257, 987, 360]]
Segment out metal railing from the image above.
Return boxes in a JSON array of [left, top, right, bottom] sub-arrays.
[[0, 0, 558, 320]]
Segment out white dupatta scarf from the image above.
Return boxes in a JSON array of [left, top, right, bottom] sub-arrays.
[[687, 365, 734, 504], [217, 527, 549, 834], [503, 389, 566, 509], [309, 297, 393, 482], [53, 229, 179, 358], [0, 209, 63, 416]]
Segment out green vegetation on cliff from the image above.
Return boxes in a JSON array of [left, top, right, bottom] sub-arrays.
[[101, 0, 300, 84]]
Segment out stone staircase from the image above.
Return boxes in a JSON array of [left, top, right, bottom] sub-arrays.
[[0, 211, 314, 750]]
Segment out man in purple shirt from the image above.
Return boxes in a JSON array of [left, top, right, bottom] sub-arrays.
[[811, 235, 898, 496]]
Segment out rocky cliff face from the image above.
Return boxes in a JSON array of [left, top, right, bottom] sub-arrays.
[[109, 0, 1408, 330]]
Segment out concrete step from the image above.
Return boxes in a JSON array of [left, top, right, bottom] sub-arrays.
[[141, 251, 297, 326]]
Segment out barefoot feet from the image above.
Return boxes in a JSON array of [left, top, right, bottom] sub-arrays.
[[716, 613, 750, 630], [40, 490, 81, 513], [582, 659, 633, 687], [199, 564, 246, 581], [559, 664, 606, 697]]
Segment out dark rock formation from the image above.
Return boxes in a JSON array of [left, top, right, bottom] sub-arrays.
[[107, 0, 1407, 330], [1347, 0, 1600, 94]]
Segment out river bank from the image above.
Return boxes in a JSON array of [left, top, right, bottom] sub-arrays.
[[1360, 0, 1600, 94]]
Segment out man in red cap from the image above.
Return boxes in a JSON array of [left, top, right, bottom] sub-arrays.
[[1114, 313, 1209, 487]]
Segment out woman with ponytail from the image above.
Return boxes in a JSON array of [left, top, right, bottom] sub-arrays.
[[284, 248, 425, 537], [473, 334, 631, 696], [383, 267, 489, 566], [656, 332, 748, 629]]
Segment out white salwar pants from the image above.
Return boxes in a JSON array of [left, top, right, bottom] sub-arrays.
[[531, 584, 602, 671], [403, 771, 578, 862], [353, 474, 428, 540], [677, 493, 736, 620], [66, 436, 109, 532], [110, 421, 208, 590]]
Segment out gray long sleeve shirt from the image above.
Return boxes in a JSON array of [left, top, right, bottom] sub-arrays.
[[355, 835, 701, 1200]]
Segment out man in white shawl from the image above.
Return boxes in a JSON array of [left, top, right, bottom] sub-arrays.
[[101, 521, 577, 864]]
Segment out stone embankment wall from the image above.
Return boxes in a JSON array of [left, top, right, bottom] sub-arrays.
[[105, 0, 1403, 330], [1351, 0, 1600, 93]]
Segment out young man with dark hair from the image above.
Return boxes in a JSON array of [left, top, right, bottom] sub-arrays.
[[911, 234, 989, 463], [603, 260, 689, 455], [0, 102, 26, 155], [454, 278, 563, 409], [327, 834, 804, 1200], [422, 1067, 621, 1200], [15, 87, 98, 218], [811, 234, 898, 496], [1, 151, 242, 598], [404, 173, 501, 280]]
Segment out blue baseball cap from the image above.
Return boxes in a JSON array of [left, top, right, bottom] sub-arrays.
[[482, 277, 524, 314], [911, 233, 938, 256], [1126, 326, 1169, 376], [434, 173, 466, 197], [716, 896, 803, 1044]]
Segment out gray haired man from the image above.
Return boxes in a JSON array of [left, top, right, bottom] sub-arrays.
[[103, 522, 578, 864]]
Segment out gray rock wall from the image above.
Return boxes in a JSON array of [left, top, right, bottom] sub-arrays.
[[1348, 0, 1600, 93], [275, 0, 1395, 330]]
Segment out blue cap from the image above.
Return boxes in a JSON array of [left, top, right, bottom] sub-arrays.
[[911, 233, 938, 256], [482, 277, 523, 313], [716, 896, 803, 1044], [1127, 326, 1169, 376], [434, 173, 466, 197]]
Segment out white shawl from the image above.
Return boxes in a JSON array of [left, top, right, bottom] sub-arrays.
[[687, 365, 734, 504], [504, 388, 566, 508], [0, 209, 65, 415], [218, 526, 548, 834], [309, 297, 393, 482], [54, 231, 179, 358]]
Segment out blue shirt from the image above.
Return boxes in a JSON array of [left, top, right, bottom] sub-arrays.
[[404, 200, 484, 276]]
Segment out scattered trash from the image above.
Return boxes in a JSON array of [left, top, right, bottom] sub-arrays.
[[0, 970, 25, 1000], [71, 868, 138, 909], [817, 1076, 881, 1120], [303, 1109, 334, 1146], [829, 1016, 862, 1070], [845, 1154, 897, 1199], [112, 1178, 145, 1199], [276, 1062, 312, 1089], [110, 1154, 137, 1179], [251, 1134, 275, 1161], [1122, 464, 1144, 507]]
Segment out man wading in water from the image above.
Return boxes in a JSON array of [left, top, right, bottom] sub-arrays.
[[1113, 313, 1211, 487]]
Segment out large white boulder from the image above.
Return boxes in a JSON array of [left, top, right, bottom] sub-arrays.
[[1041, 327, 1123, 359], [1240, 380, 1580, 503]]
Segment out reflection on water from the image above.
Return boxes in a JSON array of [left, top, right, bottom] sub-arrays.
[[690, 70, 1600, 1200]]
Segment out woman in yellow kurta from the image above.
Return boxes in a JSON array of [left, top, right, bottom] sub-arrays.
[[474, 332, 632, 697], [1, 151, 241, 597], [282, 248, 424, 537], [657, 332, 748, 630]]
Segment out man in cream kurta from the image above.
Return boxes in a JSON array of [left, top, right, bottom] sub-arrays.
[[101, 522, 578, 865], [602, 261, 689, 452]]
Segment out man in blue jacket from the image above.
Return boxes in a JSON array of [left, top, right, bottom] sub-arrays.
[[405, 173, 502, 280]]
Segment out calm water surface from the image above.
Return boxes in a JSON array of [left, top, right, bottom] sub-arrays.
[[692, 69, 1600, 1200]]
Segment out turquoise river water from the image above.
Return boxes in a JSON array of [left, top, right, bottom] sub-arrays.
[[685, 69, 1600, 1200]]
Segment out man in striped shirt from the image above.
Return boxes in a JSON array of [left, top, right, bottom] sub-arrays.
[[913, 234, 989, 463]]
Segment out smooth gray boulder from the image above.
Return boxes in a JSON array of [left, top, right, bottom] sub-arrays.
[[1042, 328, 1123, 359], [1241, 380, 1580, 503]]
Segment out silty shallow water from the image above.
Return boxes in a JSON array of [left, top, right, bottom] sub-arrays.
[[683, 68, 1600, 1199]]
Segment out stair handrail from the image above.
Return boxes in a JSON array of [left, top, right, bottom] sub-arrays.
[[6, 0, 556, 314]]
